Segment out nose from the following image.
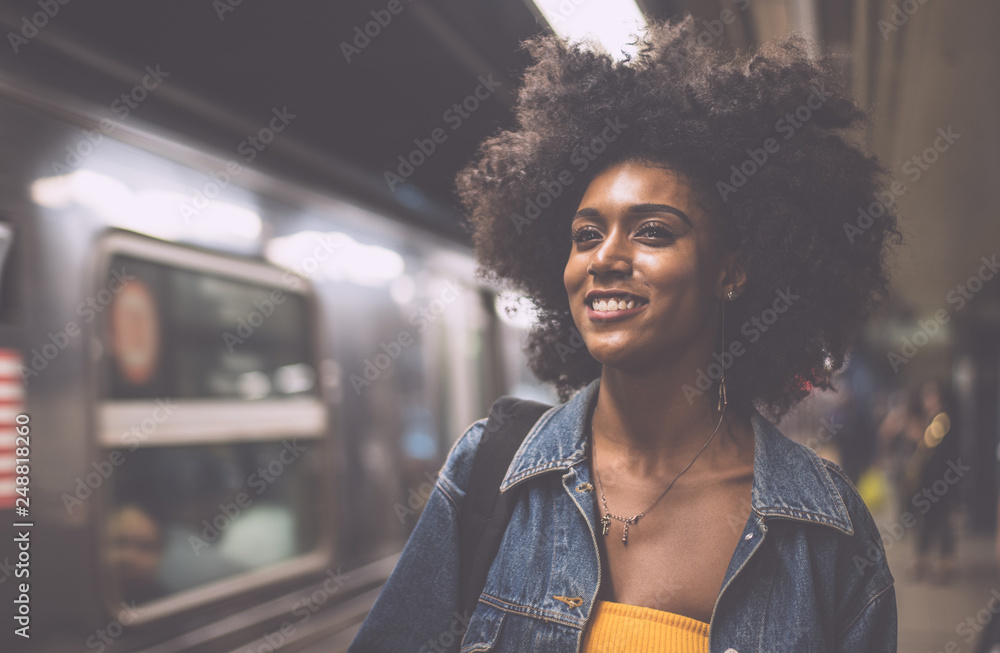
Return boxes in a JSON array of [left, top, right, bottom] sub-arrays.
[[587, 232, 632, 278]]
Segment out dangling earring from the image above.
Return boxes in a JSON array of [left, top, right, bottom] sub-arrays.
[[719, 290, 736, 413]]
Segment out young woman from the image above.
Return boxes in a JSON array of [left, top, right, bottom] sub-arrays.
[[351, 16, 898, 652]]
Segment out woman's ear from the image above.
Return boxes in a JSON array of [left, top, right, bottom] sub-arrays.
[[717, 249, 747, 300]]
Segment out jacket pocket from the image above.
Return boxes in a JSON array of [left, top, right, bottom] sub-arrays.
[[460, 602, 506, 653]]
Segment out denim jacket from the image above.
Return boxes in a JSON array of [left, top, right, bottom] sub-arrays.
[[350, 379, 897, 652]]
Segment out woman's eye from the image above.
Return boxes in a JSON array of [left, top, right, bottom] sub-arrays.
[[571, 226, 601, 243], [636, 223, 677, 241]]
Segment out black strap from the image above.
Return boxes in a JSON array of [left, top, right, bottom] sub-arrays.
[[457, 396, 551, 618]]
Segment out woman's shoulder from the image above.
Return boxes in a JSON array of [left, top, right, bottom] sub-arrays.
[[755, 416, 894, 581], [817, 457, 897, 625], [802, 452, 896, 594], [435, 395, 566, 505], [754, 415, 880, 530], [818, 456, 891, 552], [788, 432, 888, 542]]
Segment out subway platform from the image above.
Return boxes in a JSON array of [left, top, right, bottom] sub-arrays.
[[872, 499, 1000, 653]]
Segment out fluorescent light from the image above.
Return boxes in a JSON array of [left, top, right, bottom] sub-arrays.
[[265, 230, 405, 287], [30, 169, 262, 245], [532, 0, 646, 59], [189, 199, 262, 241]]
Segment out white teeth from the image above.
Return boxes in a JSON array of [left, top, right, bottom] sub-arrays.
[[591, 297, 641, 311]]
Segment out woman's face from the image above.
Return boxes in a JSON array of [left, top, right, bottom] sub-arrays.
[[563, 161, 735, 372]]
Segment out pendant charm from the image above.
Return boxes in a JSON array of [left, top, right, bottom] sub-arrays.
[[621, 520, 629, 544], [600, 514, 610, 536]]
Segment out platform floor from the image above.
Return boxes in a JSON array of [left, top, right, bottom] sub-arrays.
[[873, 499, 1000, 653]]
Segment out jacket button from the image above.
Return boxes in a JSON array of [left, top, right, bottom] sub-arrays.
[[724, 649, 739, 653]]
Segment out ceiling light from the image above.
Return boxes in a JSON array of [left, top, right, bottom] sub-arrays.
[[531, 0, 646, 59]]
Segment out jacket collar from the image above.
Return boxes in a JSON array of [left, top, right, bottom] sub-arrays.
[[499, 377, 853, 536]]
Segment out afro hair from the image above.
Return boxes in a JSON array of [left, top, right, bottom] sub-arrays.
[[455, 16, 900, 418]]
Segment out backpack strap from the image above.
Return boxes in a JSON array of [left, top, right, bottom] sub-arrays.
[[458, 396, 551, 618]]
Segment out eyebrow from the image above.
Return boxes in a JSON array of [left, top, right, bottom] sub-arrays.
[[573, 203, 692, 227]]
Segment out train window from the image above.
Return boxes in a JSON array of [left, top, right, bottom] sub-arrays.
[[105, 440, 323, 604], [103, 254, 315, 401], [92, 232, 330, 619]]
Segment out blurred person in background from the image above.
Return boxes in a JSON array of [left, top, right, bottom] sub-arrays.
[[878, 388, 923, 519], [106, 503, 167, 604], [902, 379, 961, 584]]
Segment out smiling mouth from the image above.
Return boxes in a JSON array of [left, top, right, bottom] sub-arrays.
[[589, 296, 646, 312], [586, 294, 648, 320]]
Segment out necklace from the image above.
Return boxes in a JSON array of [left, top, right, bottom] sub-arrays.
[[591, 409, 726, 544]]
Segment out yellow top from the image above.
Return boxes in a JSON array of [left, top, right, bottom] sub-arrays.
[[581, 600, 710, 653]]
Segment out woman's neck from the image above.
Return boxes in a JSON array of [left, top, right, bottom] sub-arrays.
[[591, 365, 751, 478]]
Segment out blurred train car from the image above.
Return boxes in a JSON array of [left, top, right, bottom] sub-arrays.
[[0, 70, 544, 652]]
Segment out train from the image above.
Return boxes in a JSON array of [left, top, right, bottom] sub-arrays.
[[0, 61, 548, 653]]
